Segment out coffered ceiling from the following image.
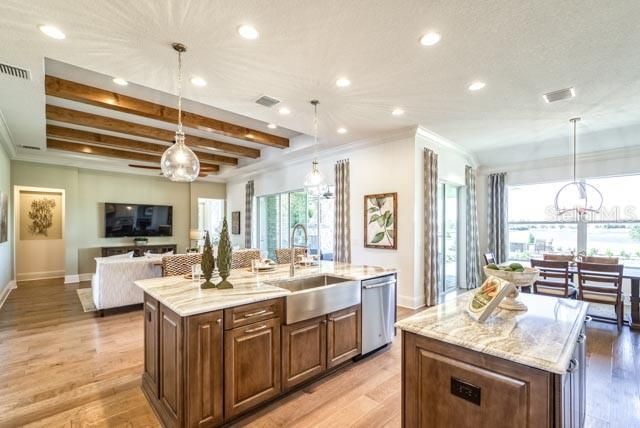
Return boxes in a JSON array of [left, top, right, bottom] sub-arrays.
[[1, 0, 639, 176]]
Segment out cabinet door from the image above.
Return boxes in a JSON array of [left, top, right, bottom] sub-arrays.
[[224, 317, 281, 419], [159, 304, 183, 426], [143, 294, 159, 397], [282, 316, 327, 390], [327, 305, 361, 368], [186, 311, 223, 427]]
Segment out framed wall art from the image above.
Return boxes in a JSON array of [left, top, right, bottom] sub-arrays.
[[364, 192, 397, 249]]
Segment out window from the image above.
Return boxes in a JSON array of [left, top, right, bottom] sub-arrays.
[[437, 183, 459, 292], [197, 198, 225, 244], [507, 175, 640, 266], [257, 188, 335, 260]]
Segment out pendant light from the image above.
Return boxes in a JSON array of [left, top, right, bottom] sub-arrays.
[[554, 117, 602, 217], [304, 100, 327, 198], [161, 43, 200, 182]]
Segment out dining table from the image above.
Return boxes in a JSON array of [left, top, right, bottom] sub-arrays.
[[508, 261, 640, 331]]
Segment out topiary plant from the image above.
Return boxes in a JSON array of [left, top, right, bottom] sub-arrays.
[[216, 217, 233, 289], [200, 231, 216, 289]]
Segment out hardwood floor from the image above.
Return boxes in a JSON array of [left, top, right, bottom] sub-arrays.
[[0, 278, 638, 427]]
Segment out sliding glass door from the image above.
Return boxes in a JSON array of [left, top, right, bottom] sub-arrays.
[[437, 183, 459, 293]]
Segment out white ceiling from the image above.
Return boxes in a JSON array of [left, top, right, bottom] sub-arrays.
[[1, 0, 640, 174]]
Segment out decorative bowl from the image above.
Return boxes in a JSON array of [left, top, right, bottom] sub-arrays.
[[482, 266, 539, 287]]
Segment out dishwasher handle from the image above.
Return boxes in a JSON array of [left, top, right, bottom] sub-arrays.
[[363, 280, 396, 289]]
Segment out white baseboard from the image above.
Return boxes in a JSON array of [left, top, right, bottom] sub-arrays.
[[16, 270, 65, 282], [0, 280, 17, 309], [64, 273, 93, 284], [397, 293, 426, 310]]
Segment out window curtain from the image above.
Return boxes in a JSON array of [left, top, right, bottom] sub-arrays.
[[424, 149, 439, 307], [334, 159, 351, 263], [465, 165, 482, 289], [244, 180, 254, 248], [487, 172, 508, 263]]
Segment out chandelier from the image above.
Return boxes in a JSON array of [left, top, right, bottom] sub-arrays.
[[554, 117, 602, 217], [161, 43, 200, 182], [304, 100, 327, 198]]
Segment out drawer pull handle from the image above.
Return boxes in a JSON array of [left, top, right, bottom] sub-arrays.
[[584, 316, 592, 323], [243, 309, 271, 318], [567, 358, 579, 373], [216, 318, 222, 324], [245, 324, 268, 334], [577, 333, 586, 344]]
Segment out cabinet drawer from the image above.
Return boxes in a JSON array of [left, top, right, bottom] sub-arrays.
[[224, 298, 283, 330]]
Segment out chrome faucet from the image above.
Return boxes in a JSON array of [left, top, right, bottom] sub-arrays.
[[289, 223, 308, 277]]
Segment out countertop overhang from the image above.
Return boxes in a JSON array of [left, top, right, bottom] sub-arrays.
[[135, 261, 396, 317], [395, 292, 589, 374]]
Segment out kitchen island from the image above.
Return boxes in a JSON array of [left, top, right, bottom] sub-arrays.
[[135, 262, 396, 427], [396, 292, 589, 428]]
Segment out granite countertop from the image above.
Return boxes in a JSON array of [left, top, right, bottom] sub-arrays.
[[395, 292, 588, 374], [135, 261, 396, 317]]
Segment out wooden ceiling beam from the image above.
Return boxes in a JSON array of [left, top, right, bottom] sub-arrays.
[[46, 138, 219, 172], [46, 105, 260, 159], [45, 75, 289, 149], [46, 125, 237, 166]]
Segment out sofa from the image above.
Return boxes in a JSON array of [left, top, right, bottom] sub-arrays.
[[91, 256, 162, 311]]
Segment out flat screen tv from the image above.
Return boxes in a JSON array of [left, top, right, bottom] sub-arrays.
[[104, 203, 173, 237]]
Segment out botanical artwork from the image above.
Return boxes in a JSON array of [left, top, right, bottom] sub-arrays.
[[20, 191, 63, 240], [0, 192, 7, 243], [231, 211, 240, 235], [364, 193, 397, 249]]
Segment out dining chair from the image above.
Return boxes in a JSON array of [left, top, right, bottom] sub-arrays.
[[162, 253, 203, 277], [530, 259, 576, 298], [581, 256, 619, 265], [577, 262, 625, 330], [543, 253, 575, 262], [231, 249, 261, 269], [483, 252, 496, 265], [275, 247, 307, 264]]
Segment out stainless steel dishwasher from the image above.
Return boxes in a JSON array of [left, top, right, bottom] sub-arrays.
[[361, 274, 396, 354]]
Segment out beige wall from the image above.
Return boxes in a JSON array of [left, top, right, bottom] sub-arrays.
[[11, 161, 225, 277]]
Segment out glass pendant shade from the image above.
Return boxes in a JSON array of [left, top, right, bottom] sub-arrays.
[[304, 160, 327, 197], [161, 131, 200, 182], [555, 181, 603, 216]]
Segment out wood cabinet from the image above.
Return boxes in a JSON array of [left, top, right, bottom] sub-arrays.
[[143, 294, 159, 397], [223, 299, 283, 330], [327, 305, 361, 368], [224, 316, 281, 418], [282, 316, 327, 390], [186, 311, 223, 427], [159, 304, 183, 426], [402, 324, 587, 428]]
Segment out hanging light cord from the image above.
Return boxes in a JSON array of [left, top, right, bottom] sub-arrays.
[[177, 49, 183, 134], [572, 118, 577, 182]]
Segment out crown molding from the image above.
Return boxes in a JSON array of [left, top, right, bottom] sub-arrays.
[[416, 125, 477, 166]]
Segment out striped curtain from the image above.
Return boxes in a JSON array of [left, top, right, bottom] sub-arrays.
[[244, 180, 254, 248], [465, 166, 482, 289], [424, 149, 439, 307], [487, 172, 508, 263], [334, 159, 351, 263]]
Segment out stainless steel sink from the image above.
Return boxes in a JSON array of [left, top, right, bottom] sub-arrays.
[[267, 275, 361, 324]]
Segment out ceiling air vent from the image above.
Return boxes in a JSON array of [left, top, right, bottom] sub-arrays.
[[20, 145, 41, 150], [0, 62, 31, 80], [543, 87, 575, 103], [255, 95, 280, 108]]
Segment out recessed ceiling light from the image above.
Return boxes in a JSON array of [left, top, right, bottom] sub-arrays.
[[190, 76, 207, 87], [38, 24, 65, 40], [392, 108, 405, 116], [336, 77, 351, 88], [468, 81, 486, 91], [337, 127, 347, 134], [267, 123, 277, 129], [238, 25, 259, 40], [112, 77, 128, 86], [419, 32, 441, 46], [278, 107, 291, 115]]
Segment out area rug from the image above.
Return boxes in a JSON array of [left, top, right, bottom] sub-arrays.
[[586, 302, 630, 323], [76, 288, 97, 313]]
